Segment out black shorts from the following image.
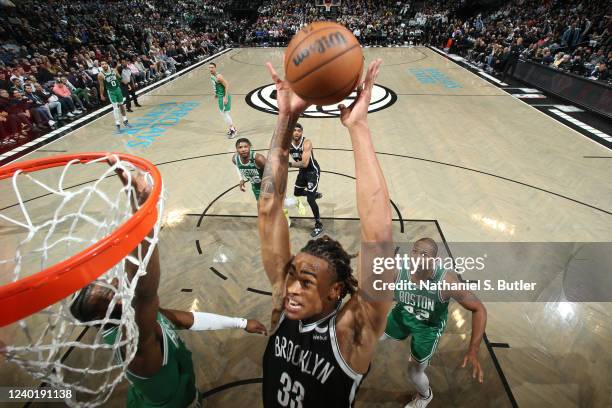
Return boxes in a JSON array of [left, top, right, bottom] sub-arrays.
[[294, 169, 320, 195]]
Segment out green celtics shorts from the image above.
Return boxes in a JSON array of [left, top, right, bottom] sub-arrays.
[[252, 184, 261, 200], [107, 88, 125, 105], [384, 306, 444, 363], [217, 94, 231, 112]]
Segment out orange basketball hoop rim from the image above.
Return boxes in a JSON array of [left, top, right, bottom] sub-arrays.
[[0, 153, 162, 327]]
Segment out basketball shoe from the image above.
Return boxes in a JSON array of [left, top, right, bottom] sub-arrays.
[[405, 388, 433, 408], [296, 198, 307, 216]]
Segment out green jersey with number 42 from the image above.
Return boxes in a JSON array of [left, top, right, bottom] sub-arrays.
[[393, 266, 449, 329]]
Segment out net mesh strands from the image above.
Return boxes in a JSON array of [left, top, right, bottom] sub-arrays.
[[0, 153, 164, 407]]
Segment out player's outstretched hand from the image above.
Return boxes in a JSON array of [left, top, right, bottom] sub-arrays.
[[461, 350, 484, 383], [107, 154, 152, 210], [338, 58, 382, 129], [265, 62, 311, 117], [245, 319, 268, 335]]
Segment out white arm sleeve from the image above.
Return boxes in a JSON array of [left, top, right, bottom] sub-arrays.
[[189, 312, 247, 331]]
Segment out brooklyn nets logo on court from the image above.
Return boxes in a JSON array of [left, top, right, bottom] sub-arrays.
[[246, 83, 397, 118]]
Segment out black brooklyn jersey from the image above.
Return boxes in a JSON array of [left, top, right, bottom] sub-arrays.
[[289, 137, 319, 173], [262, 308, 366, 407]]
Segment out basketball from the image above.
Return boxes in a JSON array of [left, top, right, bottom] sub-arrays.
[[284, 22, 364, 106]]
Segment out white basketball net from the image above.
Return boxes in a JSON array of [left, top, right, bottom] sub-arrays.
[[0, 154, 164, 407]]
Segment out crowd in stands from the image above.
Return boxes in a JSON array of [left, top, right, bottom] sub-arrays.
[[248, 0, 609, 82], [428, 0, 610, 82], [0, 0, 238, 149], [1, 0, 609, 152], [248, 0, 422, 46]]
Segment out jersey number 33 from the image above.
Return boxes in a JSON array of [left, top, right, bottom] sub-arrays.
[[277, 371, 305, 408]]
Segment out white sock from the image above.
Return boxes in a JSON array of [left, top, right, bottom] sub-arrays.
[[284, 197, 297, 208], [112, 105, 121, 124], [408, 360, 430, 398], [222, 111, 233, 126], [122, 116, 127, 122]]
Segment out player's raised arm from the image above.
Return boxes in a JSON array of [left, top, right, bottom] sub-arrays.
[[339, 59, 394, 334], [110, 160, 163, 376], [258, 63, 310, 325]]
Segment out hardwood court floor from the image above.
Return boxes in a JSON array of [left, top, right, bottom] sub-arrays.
[[1, 47, 611, 407]]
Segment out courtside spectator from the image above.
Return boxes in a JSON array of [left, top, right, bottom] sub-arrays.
[[52, 79, 82, 117], [23, 84, 56, 129], [34, 83, 64, 120]]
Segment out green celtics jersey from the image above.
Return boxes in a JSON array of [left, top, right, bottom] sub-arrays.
[[235, 151, 262, 186], [393, 266, 449, 329], [102, 69, 121, 93], [102, 312, 196, 407], [210, 73, 225, 97]]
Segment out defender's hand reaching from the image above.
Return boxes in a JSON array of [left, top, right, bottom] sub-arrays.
[[245, 319, 268, 335], [107, 155, 152, 210]]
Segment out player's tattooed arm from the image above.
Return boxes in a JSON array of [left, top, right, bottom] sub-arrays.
[[260, 116, 296, 198], [258, 121, 295, 327], [259, 62, 309, 327]]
